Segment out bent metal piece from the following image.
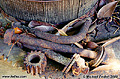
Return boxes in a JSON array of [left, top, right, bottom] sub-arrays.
[[89, 46, 106, 67], [4, 29, 97, 59], [29, 18, 92, 44]]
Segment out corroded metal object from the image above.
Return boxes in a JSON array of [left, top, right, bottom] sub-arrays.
[[3, 28, 113, 77], [29, 17, 92, 44], [43, 49, 89, 75], [72, 58, 89, 76], [24, 49, 89, 76], [4, 29, 97, 59], [43, 49, 71, 66], [4, 28, 107, 75], [62, 53, 89, 75], [3, 29, 14, 45], [89, 46, 106, 67], [24, 51, 47, 75]]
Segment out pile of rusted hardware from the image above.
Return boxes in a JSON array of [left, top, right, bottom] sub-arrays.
[[1, 0, 120, 77]]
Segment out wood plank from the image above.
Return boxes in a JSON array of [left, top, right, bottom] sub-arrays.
[[0, 0, 98, 23]]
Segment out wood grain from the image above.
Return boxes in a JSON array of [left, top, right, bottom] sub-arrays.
[[0, 0, 98, 23]]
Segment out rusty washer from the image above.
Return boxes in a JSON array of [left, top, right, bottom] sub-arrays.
[[24, 51, 47, 75]]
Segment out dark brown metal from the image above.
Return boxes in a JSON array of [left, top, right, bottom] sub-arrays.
[[43, 49, 89, 75], [71, 54, 89, 76], [29, 18, 92, 44], [62, 54, 78, 74], [24, 51, 47, 75], [89, 46, 106, 67], [4, 29, 97, 59], [43, 49, 71, 65]]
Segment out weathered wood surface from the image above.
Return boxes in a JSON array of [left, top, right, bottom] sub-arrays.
[[0, 0, 98, 23]]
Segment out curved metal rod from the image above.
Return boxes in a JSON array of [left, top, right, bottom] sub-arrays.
[[29, 18, 92, 44]]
